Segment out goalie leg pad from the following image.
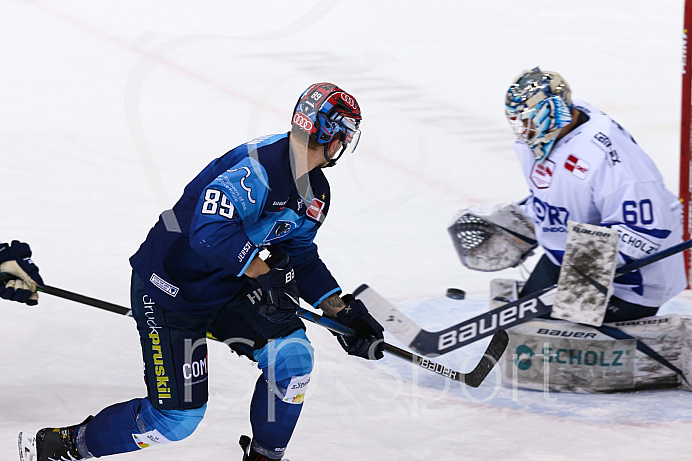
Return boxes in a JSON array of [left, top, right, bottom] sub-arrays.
[[552, 221, 619, 326], [502, 315, 687, 393]]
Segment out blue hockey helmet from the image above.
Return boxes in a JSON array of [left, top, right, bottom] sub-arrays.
[[292, 82, 362, 166], [505, 67, 573, 162]]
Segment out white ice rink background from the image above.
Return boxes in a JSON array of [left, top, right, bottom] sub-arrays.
[[2, 1, 692, 460]]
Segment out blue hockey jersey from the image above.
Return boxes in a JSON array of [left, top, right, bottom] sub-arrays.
[[130, 133, 341, 313]]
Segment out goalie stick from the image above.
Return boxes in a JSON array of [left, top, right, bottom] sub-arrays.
[[357, 237, 692, 357], [0, 275, 507, 387]]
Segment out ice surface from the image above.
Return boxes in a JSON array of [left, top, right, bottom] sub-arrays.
[[2, 1, 692, 459]]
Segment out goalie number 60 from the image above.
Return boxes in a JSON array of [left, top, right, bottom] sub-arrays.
[[622, 199, 653, 225]]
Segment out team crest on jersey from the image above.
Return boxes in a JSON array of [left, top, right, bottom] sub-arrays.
[[530, 159, 555, 189], [264, 220, 296, 243], [564, 155, 590, 179], [307, 198, 325, 221]]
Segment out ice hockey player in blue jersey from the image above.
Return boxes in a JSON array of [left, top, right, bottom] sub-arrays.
[[0, 240, 42, 305], [505, 67, 685, 321], [18, 83, 385, 461]]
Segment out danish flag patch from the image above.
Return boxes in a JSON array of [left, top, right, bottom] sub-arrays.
[[530, 159, 555, 189], [564, 154, 590, 179]]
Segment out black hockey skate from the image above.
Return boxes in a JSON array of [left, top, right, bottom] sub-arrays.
[[19, 417, 93, 461], [239, 435, 287, 461]]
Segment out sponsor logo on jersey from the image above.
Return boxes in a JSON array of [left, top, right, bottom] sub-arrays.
[[608, 149, 621, 165], [564, 154, 590, 179], [594, 132, 611, 148], [182, 356, 208, 381], [237, 241, 254, 264], [307, 198, 325, 221], [530, 159, 555, 189], [530, 196, 569, 232], [618, 230, 660, 255], [592, 132, 621, 165], [150, 273, 179, 297], [142, 295, 172, 405], [272, 200, 288, 207]]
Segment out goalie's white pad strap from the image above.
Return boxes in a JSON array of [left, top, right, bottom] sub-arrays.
[[552, 221, 618, 326]]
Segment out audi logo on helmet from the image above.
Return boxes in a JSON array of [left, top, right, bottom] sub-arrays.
[[339, 92, 358, 110], [292, 112, 314, 132]]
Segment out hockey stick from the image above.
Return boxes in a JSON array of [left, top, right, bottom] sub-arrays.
[[357, 238, 692, 357], [0, 275, 507, 387], [296, 307, 507, 387]]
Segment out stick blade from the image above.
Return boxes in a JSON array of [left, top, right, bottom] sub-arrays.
[[463, 329, 509, 388], [355, 284, 423, 347]]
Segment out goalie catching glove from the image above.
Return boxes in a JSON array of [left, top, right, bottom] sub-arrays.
[[0, 241, 43, 305], [333, 294, 385, 360], [448, 202, 538, 272]]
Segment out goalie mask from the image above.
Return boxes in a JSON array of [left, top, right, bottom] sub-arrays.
[[505, 67, 573, 162], [448, 203, 538, 272]]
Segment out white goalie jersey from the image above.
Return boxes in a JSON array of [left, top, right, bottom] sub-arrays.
[[514, 99, 686, 307]]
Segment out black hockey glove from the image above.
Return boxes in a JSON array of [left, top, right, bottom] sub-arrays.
[[0, 241, 43, 306], [254, 255, 300, 323], [333, 294, 385, 360]]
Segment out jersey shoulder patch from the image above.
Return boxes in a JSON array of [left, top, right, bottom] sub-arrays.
[[305, 169, 331, 222]]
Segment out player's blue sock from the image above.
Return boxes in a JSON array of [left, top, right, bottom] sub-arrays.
[[83, 397, 205, 456]]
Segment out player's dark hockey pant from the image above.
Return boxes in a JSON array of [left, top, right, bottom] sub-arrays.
[[520, 254, 659, 322], [82, 272, 312, 459]]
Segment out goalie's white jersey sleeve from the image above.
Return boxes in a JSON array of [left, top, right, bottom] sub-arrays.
[[515, 99, 686, 307]]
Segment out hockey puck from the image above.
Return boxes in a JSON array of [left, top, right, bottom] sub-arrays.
[[446, 288, 466, 300]]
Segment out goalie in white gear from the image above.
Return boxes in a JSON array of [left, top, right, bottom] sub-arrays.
[[452, 67, 685, 322], [504, 66, 685, 322]]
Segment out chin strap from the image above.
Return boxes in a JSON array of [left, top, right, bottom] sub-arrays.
[[322, 144, 347, 168]]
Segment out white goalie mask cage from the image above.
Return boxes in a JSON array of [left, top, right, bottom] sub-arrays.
[[448, 203, 538, 272]]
